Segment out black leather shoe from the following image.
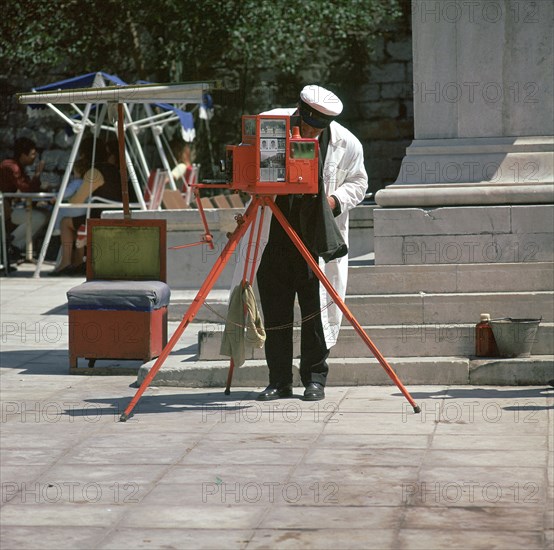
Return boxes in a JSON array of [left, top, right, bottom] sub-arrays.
[[257, 384, 293, 401], [303, 382, 325, 401]]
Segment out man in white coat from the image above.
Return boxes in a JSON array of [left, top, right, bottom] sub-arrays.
[[234, 85, 367, 401]]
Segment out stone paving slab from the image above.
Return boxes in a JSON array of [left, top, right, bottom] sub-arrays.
[[0, 378, 552, 548], [246, 529, 397, 550], [394, 529, 547, 550], [97, 529, 254, 550], [0, 526, 109, 550], [1, 265, 553, 549]]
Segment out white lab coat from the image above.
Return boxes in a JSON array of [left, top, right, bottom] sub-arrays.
[[230, 108, 368, 348]]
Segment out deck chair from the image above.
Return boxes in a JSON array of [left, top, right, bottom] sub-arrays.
[[162, 189, 189, 209], [146, 169, 167, 210], [199, 196, 214, 209], [227, 193, 245, 208], [211, 194, 232, 208], [182, 164, 199, 206], [67, 218, 170, 374]]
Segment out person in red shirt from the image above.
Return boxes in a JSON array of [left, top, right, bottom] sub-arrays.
[[0, 137, 47, 257]]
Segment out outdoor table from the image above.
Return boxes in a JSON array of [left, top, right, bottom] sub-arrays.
[[2, 192, 56, 262]]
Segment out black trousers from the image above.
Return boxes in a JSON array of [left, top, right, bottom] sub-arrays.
[[257, 197, 329, 387]]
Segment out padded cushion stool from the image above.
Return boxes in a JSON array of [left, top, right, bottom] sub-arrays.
[[67, 280, 170, 371], [65, 218, 169, 373]]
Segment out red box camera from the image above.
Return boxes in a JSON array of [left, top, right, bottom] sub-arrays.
[[225, 115, 318, 195]]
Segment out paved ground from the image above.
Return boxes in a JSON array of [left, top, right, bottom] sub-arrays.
[[1, 265, 553, 549]]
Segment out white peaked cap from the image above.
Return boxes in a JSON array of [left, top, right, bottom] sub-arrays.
[[299, 85, 343, 117]]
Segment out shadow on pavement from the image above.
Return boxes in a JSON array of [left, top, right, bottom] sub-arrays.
[[394, 386, 554, 411], [70, 391, 259, 419]]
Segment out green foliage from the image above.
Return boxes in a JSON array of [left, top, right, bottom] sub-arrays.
[[1, 0, 138, 79], [1, 0, 402, 82], [225, 0, 402, 74], [0, 0, 403, 177]]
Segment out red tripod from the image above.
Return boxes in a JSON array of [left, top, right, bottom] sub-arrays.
[[119, 195, 421, 421]]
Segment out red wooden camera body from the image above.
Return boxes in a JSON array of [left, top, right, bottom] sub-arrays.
[[225, 115, 319, 195]]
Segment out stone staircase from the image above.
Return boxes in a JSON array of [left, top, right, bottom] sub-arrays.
[[139, 261, 554, 386]]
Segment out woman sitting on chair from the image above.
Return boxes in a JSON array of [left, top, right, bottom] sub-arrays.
[[50, 136, 121, 276]]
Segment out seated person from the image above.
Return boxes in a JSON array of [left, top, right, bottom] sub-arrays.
[[51, 157, 88, 230], [0, 137, 48, 260], [168, 138, 193, 190], [50, 136, 121, 276]]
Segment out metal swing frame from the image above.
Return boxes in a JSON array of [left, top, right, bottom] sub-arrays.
[[17, 74, 210, 277]]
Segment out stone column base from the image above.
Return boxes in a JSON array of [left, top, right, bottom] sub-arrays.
[[375, 136, 554, 207], [374, 204, 554, 265], [375, 182, 554, 207]]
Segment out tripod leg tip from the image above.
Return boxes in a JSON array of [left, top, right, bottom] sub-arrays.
[[224, 389, 231, 396], [120, 413, 130, 422], [413, 405, 421, 414]]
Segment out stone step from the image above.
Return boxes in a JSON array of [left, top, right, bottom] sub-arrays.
[[197, 323, 554, 360], [137, 355, 554, 387], [170, 290, 229, 324], [346, 291, 553, 325], [347, 261, 554, 295], [168, 262, 554, 316], [171, 290, 553, 325]]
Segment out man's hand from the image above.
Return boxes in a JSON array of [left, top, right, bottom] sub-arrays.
[[327, 195, 336, 210]]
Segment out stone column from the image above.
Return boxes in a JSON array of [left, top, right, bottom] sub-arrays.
[[374, 0, 554, 265], [377, 0, 553, 207]]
